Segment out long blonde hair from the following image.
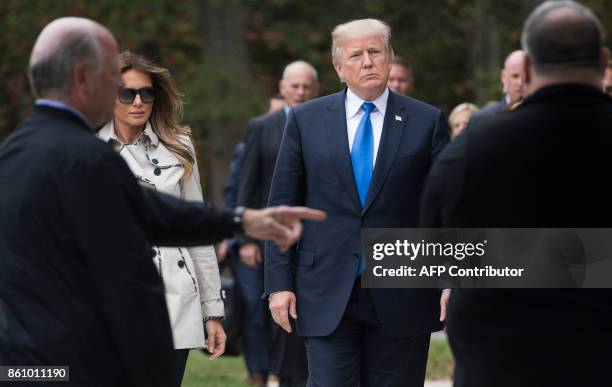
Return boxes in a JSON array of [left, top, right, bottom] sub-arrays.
[[119, 51, 195, 179]]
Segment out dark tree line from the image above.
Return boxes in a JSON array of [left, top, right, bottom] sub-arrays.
[[1, 0, 610, 201]]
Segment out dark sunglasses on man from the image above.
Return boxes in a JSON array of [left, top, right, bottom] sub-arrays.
[[118, 87, 157, 104]]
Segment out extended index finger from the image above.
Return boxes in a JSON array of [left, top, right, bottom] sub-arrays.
[[280, 207, 327, 221]]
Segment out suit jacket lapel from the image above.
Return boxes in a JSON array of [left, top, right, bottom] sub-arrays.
[[362, 91, 406, 215], [325, 91, 362, 214]]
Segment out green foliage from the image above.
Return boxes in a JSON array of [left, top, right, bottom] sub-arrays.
[[2, 0, 611, 142]]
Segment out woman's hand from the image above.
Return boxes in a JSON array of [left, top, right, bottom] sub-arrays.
[[204, 319, 227, 359]]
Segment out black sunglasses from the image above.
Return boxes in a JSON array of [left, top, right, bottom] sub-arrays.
[[118, 87, 157, 104]]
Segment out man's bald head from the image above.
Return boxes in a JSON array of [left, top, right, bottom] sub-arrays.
[[28, 17, 115, 99], [521, 1, 605, 76], [504, 50, 525, 71], [279, 60, 319, 107], [501, 50, 526, 104], [282, 61, 318, 82]]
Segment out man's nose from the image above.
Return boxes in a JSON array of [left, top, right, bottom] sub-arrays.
[[362, 52, 373, 67]]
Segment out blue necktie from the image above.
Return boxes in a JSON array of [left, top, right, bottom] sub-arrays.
[[351, 102, 375, 277]]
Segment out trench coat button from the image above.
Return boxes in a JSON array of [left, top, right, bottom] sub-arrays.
[[152, 159, 158, 164], [178, 260, 185, 268], [154, 167, 161, 176]]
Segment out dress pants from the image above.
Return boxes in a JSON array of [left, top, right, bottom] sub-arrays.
[[270, 323, 308, 387], [234, 254, 269, 374], [304, 281, 430, 387], [175, 349, 189, 387]]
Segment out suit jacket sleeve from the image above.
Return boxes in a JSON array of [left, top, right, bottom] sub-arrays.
[[59, 151, 177, 387], [264, 109, 305, 296], [236, 120, 263, 246], [431, 109, 450, 162], [420, 131, 467, 228], [222, 142, 245, 208], [139, 188, 236, 246]]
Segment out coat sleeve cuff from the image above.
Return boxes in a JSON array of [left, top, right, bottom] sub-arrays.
[[201, 299, 225, 320]]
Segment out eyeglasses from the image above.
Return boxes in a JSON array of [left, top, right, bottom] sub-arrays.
[[118, 87, 157, 104]]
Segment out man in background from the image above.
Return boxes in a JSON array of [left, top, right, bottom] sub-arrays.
[[387, 56, 415, 96], [478, 50, 526, 114], [236, 60, 319, 387]]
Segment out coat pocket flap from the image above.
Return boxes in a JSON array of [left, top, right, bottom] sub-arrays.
[[296, 250, 315, 267]]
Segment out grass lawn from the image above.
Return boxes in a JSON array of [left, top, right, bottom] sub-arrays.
[[182, 337, 454, 386]]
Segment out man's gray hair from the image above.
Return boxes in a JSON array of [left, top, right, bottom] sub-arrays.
[[331, 18, 394, 65], [282, 60, 319, 81], [28, 29, 102, 99], [521, 0, 604, 74]]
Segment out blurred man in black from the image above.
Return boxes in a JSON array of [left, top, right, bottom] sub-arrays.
[[0, 17, 324, 387], [420, 1, 611, 386]]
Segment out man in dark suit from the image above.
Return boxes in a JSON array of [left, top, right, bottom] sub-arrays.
[[420, 1, 612, 386], [476, 50, 526, 116], [266, 19, 449, 387], [237, 60, 319, 387], [0, 17, 325, 387]]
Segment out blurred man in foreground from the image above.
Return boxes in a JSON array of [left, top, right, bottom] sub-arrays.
[[421, 2, 611, 386], [0, 17, 325, 387]]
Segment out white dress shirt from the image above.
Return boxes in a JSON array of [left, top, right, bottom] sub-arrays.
[[345, 87, 389, 167]]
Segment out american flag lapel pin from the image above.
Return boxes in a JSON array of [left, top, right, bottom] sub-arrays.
[[395, 115, 402, 122]]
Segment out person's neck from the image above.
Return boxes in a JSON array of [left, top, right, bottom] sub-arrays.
[[114, 119, 145, 143], [526, 70, 602, 96], [350, 85, 386, 102]]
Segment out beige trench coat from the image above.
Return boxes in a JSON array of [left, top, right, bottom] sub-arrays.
[[98, 121, 224, 349]]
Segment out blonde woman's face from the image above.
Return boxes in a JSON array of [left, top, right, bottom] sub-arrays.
[[451, 110, 472, 138], [114, 69, 154, 132]]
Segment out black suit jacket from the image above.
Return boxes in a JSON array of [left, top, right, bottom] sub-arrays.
[[265, 89, 449, 337], [420, 84, 612, 386], [237, 109, 286, 246], [0, 106, 237, 387], [237, 109, 286, 210], [471, 98, 506, 118]]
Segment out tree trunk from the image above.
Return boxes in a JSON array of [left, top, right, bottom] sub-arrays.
[[473, 0, 500, 105], [198, 0, 249, 205]]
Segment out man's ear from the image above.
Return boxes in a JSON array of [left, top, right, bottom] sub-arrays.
[[278, 79, 285, 96], [600, 46, 611, 73], [71, 62, 90, 99], [334, 63, 344, 82], [523, 54, 532, 86]]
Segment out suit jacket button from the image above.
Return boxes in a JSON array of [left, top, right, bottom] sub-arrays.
[[154, 167, 161, 176], [178, 260, 185, 268], [353, 253, 360, 260]]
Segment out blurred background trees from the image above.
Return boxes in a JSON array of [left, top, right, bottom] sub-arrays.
[[1, 0, 610, 202]]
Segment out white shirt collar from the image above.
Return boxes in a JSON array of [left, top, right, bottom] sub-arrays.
[[345, 87, 389, 119], [97, 120, 159, 147]]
